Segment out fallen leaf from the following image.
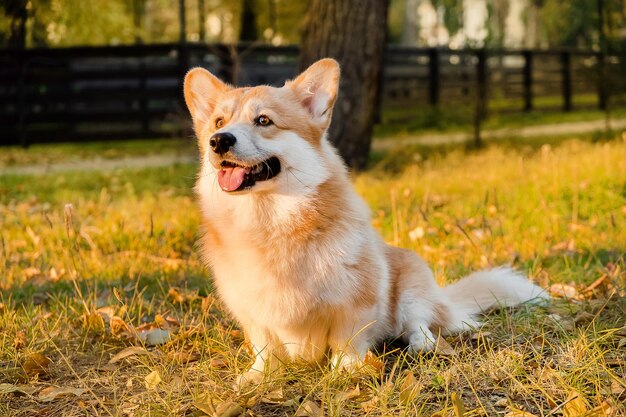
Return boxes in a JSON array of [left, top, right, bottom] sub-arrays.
[[363, 351, 384, 372], [108, 346, 149, 365], [550, 240, 576, 254], [38, 386, 87, 402], [335, 385, 360, 402], [13, 331, 27, 350], [215, 401, 243, 417], [48, 267, 64, 281], [201, 295, 216, 312], [0, 383, 38, 396], [144, 370, 162, 389], [210, 357, 228, 369], [168, 288, 198, 304], [122, 403, 139, 414], [282, 397, 301, 407], [360, 396, 379, 413], [245, 394, 260, 408], [168, 350, 201, 364], [82, 312, 106, 333], [547, 314, 575, 331], [23, 267, 41, 279], [586, 400, 617, 417], [22, 353, 51, 379], [434, 335, 457, 356], [296, 400, 323, 417], [573, 311, 595, 326], [549, 283, 579, 299], [230, 329, 243, 341], [96, 306, 115, 322], [409, 226, 425, 241], [399, 371, 422, 404], [261, 388, 284, 404], [110, 316, 131, 335], [193, 395, 215, 415], [470, 331, 492, 341], [562, 391, 587, 417], [604, 355, 625, 367], [610, 378, 625, 397], [137, 327, 171, 346], [452, 392, 465, 417], [583, 275, 608, 295], [494, 398, 508, 407], [504, 411, 538, 417]]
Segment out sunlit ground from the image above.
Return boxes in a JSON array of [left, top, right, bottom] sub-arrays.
[[1, 132, 625, 416]]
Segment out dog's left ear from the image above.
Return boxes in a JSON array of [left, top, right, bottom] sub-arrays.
[[184, 67, 229, 132], [287, 58, 340, 125]]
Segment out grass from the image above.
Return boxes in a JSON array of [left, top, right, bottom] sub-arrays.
[[374, 103, 626, 139], [0, 138, 196, 167], [1, 133, 625, 416]]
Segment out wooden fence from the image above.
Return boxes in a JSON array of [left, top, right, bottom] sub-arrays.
[[1, 43, 624, 146]]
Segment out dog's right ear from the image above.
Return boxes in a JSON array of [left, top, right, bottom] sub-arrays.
[[286, 58, 340, 127], [184, 68, 229, 132]]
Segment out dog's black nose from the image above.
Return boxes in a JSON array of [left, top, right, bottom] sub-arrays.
[[209, 132, 236, 155]]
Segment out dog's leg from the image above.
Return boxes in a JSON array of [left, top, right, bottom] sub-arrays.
[[399, 294, 438, 352], [328, 313, 375, 371], [235, 326, 283, 390]]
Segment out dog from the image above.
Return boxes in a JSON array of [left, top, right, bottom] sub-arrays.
[[183, 58, 548, 386]]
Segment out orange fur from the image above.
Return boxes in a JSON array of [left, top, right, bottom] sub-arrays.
[[183, 58, 548, 388]]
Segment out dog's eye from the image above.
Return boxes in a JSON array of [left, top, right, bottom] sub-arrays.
[[255, 115, 273, 127], [215, 117, 224, 129]]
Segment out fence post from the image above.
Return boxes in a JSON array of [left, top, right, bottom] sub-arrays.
[[428, 48, 440, 107], [178, 43, 191, 128], [17, 52, 27, 147], [597, 52, 607, 111], [139, 53, 149, 137], [473, 49, 487, 147], [522, 50, 533, 112], [561, 51, 572, 111]]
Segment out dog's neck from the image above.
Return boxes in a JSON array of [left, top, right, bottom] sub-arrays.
[[196, 147, 359, 245]]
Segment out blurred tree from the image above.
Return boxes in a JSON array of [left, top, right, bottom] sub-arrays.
[[1, 0, 27, 48], [401, 0, 420, 45], [485, 0, 510, 47], [300, 0, 390, 169], [540, 0, 597, 48], [524, 0, 543, 48], [431, 0, 463, 40], [18, 0, 134, 47], [239, 0, 258, 41]]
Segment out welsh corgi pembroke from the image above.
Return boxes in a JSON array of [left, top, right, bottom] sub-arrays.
[[183, 58, 548, 386]]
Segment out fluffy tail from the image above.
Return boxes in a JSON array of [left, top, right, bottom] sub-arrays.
[[441, 267, 548, 332]]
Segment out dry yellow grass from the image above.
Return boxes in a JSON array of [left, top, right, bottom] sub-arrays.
[[0, 136, 625, 416]]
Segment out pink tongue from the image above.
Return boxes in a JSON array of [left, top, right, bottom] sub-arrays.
[[218, 167, 251, 191]]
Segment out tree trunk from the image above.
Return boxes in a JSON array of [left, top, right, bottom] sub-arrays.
[[401, 0, 420, 46], [300, 0, 390, 170], [5, 0, 28, 49], [239, 0, 258, 41]]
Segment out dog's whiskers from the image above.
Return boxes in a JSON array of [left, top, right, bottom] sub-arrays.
[[287, 168, 313, 191]]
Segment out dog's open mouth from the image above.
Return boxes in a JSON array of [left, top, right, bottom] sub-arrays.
[[217, 157, 281, 192]]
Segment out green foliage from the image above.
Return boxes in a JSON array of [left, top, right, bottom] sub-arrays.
[[26, 0, 134, 47], [431, 0, 464, 38], [540, 0, 598, 48]]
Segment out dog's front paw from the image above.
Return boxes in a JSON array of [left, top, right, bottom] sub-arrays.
[[233, 369, 264, 392], [407, 329, 436, 353], [330, 352, 362, 373]]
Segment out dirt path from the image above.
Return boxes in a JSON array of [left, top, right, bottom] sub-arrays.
[[372, 118, 626, 150], [2, 118, 624, 175], [1, 153, 197, 176]]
